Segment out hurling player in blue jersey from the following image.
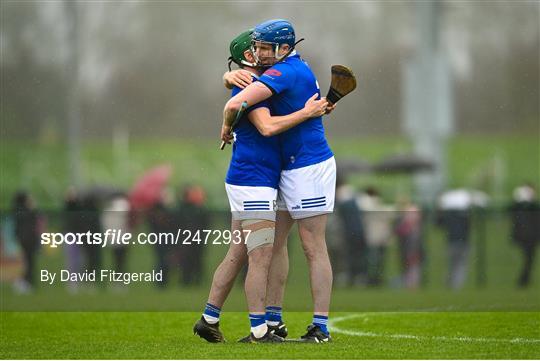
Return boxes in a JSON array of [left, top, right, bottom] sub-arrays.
[[194, 30, 328, 343], [221, 19, 336, 343]]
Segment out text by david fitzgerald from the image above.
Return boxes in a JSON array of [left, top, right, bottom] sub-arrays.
[[41, 269, 162, 285]]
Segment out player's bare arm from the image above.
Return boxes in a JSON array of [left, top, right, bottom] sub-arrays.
[[222, 81, 272, 127], [248, 94, 328, 137], [224, 69, 253, 89]]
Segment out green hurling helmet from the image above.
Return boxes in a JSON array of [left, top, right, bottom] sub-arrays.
[[229, 29, 257, 69]]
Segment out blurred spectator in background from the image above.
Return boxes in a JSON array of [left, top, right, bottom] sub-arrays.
[[148, 194, 175, 289], [12, 191, 44, 292], [80, 195, 102, 279], [438, 189, 488, 290], [1, 209, 25, 288], [177, 184, 210, 286], [63, 187, 84, 292], [394, 195, 424, 289], [438, 190, 471, 290], [359, 186, 395, 287], [509, 183, 540, 288], [102, 195, 131, 288], [335, 173, 367, 286]]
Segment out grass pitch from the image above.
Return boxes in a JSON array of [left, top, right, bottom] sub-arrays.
[[1, 311, 539, 359]]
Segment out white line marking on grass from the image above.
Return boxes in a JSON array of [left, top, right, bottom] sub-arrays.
[[329, 314, 540, 344]]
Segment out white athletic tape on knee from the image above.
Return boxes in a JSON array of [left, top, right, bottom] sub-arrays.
[[241, 220, 275, 253]]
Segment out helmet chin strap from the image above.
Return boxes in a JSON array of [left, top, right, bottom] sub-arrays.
[[241, 59, 258, 68], [228, 56, 257, 71]]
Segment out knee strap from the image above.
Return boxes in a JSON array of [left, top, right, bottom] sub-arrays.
[[241, 220, 275, 253]]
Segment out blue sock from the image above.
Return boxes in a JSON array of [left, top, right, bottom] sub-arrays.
[[313, 314, 329, 335], [249, 313, 266, 328], [202, 303, 221, 324], [265, 306, 282, 326], [249, 313, 267, 338]]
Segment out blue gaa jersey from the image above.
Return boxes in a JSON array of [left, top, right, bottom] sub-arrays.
[[225, 77, 281, 189], [257, 53, 333, 170]]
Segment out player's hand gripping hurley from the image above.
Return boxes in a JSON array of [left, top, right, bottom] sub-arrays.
[[220, 101, 248, 150]]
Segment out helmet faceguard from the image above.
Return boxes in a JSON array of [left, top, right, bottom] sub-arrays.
[[250, 40, 282, 68], [250, 38, 305, 68]]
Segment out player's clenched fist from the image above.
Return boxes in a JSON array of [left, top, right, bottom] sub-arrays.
[[220, 124, 233, 144]]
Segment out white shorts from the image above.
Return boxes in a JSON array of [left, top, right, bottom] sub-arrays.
[[225, 183, 277, 221], [277, 156, 336, 220]]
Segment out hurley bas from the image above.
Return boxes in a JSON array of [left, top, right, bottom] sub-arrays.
[[41, 269, 163, 285]]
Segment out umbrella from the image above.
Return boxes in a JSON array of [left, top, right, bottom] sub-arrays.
[[373, 154, 434, 174], [129, 164, 173, 210]]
